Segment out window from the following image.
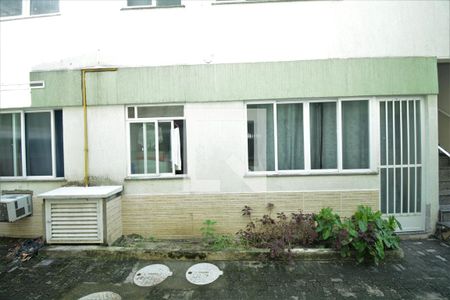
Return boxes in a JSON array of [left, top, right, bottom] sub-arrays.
[[126, 0, 181, 8], [0, 110, 64, 178], [127, 105, 186, 176], [1, 0, 59, 18], [247, 99, 370, 173]]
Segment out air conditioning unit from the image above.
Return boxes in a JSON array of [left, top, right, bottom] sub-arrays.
[[0, 194, 32, 222]]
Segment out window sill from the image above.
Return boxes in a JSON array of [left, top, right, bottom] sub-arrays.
[[121, 5, 185, 11], [125, 175, 189, 181], [0, 177, 66, 182], [0, 13, 61, 22], [244, 170, 378, 177]]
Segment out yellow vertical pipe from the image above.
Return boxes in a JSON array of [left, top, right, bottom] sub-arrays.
[[81, 70, 89, 187], [81, 68, 117, 187]]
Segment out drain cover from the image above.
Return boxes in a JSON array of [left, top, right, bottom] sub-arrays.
[[185, 263, 223, 285], [78, 291, 121, 300], [133, 264, 173, 287]]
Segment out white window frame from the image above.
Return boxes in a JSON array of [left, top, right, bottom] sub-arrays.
[[124, 0, 182, 9], [245, 97, 375, 176], [0, 109, 62, 180], [0, 0, 60, 21], [125, 104, 185, 178]]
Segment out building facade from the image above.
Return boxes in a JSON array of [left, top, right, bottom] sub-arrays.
[[0, 0, 449, 239]]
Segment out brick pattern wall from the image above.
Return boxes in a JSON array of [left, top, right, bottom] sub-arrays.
[[0, 197, 44, 238], [122, 190, 379, 239], [0, 190, 379, 239]]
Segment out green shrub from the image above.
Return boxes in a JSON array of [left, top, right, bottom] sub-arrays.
[[237, 204, 318, 260], [315, 206, 401, 264], [200, 219, 235, 251]]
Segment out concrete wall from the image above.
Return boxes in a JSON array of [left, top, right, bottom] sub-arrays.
[[438, 63, 450, 152], [29, 57, 438, 107], [1, 0, 449, 108]]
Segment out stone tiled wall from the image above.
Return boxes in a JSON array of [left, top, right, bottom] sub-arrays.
[[122, 190, 379, 239], [0, 190, 379, 239]]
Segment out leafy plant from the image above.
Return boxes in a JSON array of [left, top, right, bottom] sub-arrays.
[[237, 204, 318, 260], [201, 219, 217, 243], [315, 207, 341, 242], [200, 219, 235, 251], [315, 206, 401, 265]]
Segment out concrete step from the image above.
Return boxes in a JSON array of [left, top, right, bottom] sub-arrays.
[[437, 221, 450, 229], [440, 168, 450, 181], [440, 205, 450, 222], [440, 204, 450, 211], [440, 197, 450, 206], [440, 190, 450, 196], [439, 154, 450, 168], [440, 180, 450, 190]]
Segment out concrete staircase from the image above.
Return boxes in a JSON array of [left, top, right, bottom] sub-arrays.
[[438, 152, 450, 229]]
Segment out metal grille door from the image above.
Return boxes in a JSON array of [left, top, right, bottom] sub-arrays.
[[380, 99, 423, 231]]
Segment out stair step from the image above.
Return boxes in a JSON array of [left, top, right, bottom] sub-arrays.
[[439, 154, 450, 167], [437, 221, 450, 229], [440, 190, 450, 196], [440, 205, 450, 212], [440, 181, 450, 190], [440, 168, 450, 180], [439, 197, 450, 206]]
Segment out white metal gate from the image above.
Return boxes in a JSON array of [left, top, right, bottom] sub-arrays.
[[379, 99, 424, 231]]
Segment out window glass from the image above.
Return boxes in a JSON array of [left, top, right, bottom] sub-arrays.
[[30, 0, 59, 15], [146, 123, 157, 174], [380, 102, 386, 166], [156, 0, 180, 6], [129, 117, 185, 176], [342, 100, 369, 169], [0, 113, 22, 176], [158, 122, 172, 173], [0, 0, 22, 17], [127, 107, 135, 119], [137, 106, 184, 118], [408, 101, 416, 164], [277, 103, 304, 170], [310, 102, 337, 169], [416, 100, 421, 164], [130, 123, 144, 174], [25, 112, 52, 176], [127, 0, 151, 6], [54, 110, 64, 177], [247, 104, 275, 171]]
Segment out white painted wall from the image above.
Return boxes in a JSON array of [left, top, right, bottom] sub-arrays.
[[1, 0, 449, 108], [61, 101, 379, 194]]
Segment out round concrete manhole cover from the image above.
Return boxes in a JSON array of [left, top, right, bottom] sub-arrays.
[[185, 263, 223, 285], [133, 264, 173, 287], [78, 291, 121, 300]]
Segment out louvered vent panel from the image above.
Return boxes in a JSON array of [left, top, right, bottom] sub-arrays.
[[47, 200, 103, 243]]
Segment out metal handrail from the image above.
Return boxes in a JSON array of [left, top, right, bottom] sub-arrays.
[[439, 145, 450, 158]]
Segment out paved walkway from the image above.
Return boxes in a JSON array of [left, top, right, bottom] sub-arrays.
[[0, 239, 449, 299]]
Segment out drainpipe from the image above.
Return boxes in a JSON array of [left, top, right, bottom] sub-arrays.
[[81, 68, 118, 187]]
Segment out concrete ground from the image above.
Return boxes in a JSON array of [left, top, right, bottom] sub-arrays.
[[0, 239, 449, 300]]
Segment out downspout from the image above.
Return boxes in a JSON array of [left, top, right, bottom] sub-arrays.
[[81, 68, 118, 187]]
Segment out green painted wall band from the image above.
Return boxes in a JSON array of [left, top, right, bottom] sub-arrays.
[[30, 57, 438, 107]]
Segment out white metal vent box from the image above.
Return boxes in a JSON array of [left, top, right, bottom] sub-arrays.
[[0, 194, 33, 222], [39, 186, 123, 245]]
